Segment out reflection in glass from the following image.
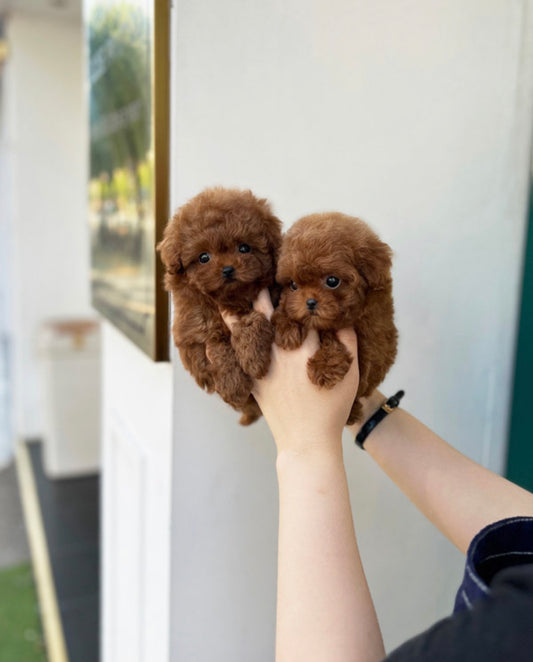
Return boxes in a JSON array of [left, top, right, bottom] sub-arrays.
[[87, 0, 159, 357]]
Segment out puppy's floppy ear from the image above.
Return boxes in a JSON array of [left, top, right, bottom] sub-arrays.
[[356, 237, 393, 290], [266, 214, 283, 266], [157, 236, 184, 275], [255, 195, 283, 267], [157, 211, 186, 284], [275, 232, 292, 283]]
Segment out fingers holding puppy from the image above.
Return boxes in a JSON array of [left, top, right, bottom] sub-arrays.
[[220, 288, 274, 330], [218, 291, 358, 387], [253, 288, 275, 320], [219, 292, 361, 447]]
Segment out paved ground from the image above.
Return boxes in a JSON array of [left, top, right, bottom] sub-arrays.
[[0, 461, 30, 569], [29, 442, 100, 661]]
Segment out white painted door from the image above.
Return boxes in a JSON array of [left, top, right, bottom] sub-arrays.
[[101, 323, 172, 662]]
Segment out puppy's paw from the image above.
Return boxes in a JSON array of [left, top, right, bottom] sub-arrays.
[[215, 369, 253, 409], [231, 312, 274, 379], [307, 346, 352, 389], [272, 311, 305, 350], [209, 339, 253, 407], [196, 371, 216, 393], [180, 344, 216, 392], [307, 358, 344, 389]]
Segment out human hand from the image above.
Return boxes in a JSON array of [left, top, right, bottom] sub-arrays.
[[221, 289, 359, 457]]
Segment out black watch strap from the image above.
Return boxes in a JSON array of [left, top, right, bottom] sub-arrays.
[[355, 390, 405, 450]]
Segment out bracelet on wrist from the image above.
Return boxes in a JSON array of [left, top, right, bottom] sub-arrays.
[[355, 390, 405, 450]]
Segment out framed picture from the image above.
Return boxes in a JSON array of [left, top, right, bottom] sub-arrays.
[[86, 0, 170, 360]]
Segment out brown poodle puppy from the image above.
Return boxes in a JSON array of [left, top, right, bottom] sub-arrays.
[[157, 187, 282, 425], [272, 212, 398, 425]]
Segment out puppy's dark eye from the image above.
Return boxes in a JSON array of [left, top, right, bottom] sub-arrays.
[[199, 253, 211, 264], [238, 243, 251, 253], [325, 276, 341, 289], [289, 281, 298, 291]]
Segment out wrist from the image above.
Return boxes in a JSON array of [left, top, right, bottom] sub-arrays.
[[271, 419, 345, 457], [276, 439, 344, 474]]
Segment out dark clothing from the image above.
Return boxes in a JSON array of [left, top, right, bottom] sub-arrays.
[[384, 517, 533, 662], [454, 517, 533, 613]]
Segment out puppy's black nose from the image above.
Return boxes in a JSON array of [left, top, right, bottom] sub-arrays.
[[306, 298, 318, 311], [222, 266, 235, 279]]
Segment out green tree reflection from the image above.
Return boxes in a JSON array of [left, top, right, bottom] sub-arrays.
[[89, 2, 152, 262]]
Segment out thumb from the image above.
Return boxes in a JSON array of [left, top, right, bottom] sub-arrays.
[[253, 288, 274, 320]]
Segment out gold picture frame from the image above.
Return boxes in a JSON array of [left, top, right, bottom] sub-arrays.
[[86, 0, 169, 360]]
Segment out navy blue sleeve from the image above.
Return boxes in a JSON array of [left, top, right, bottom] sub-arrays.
[[383, 565, 533, 662], [383, 517, 533, 662]]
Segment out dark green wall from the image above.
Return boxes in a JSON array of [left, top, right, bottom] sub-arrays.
[[507, 178, 533, 491]]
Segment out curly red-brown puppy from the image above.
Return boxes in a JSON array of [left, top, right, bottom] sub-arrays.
[[271, 212, 398, 425], [158, 187, 282, 425]]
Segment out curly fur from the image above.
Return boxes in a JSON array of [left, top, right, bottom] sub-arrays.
[[158, 187, 282, 425], [272, 212, 398, 425]]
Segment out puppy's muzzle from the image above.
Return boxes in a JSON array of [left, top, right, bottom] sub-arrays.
[[222, 266, 235, 279], [306, 298, 318, 311]]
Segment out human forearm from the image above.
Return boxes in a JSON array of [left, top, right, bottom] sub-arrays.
[[276, 445, 385, 662], [350, 392, 533, 554], [221, 297, 381, 659]]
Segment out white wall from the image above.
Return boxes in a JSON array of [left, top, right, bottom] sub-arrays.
[[170, 0, 533, 657], [0, 43, 14, 465], [5, 11, 91, 443]]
